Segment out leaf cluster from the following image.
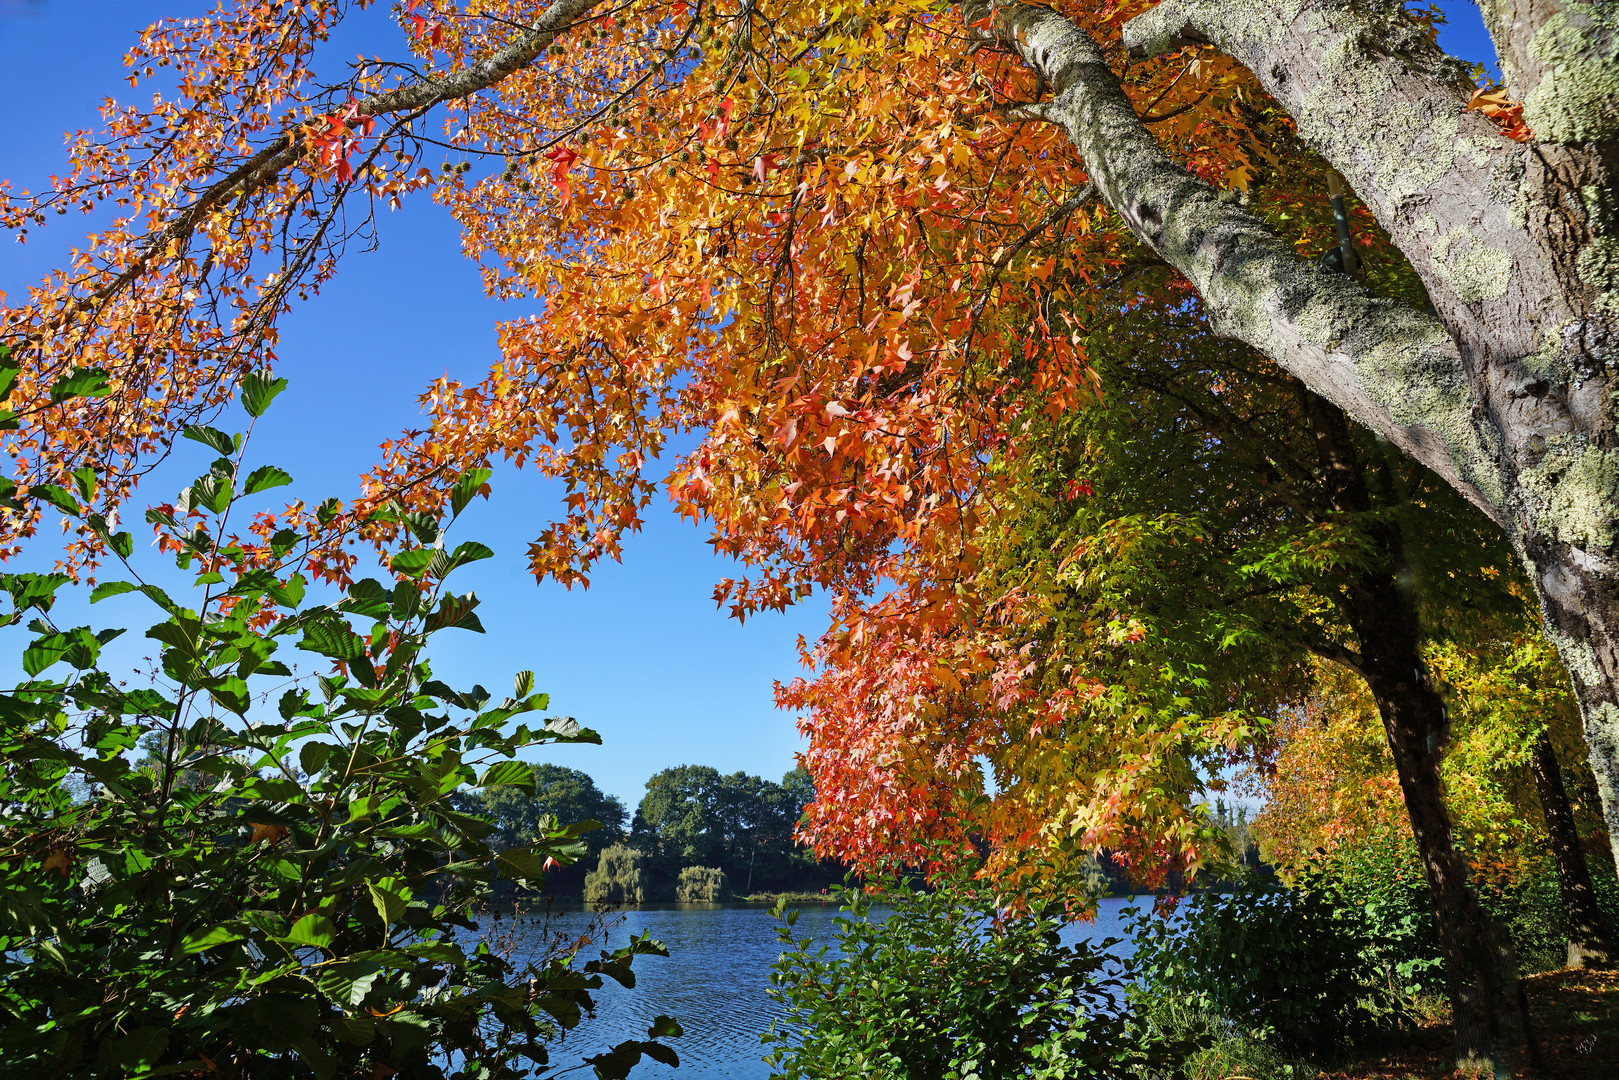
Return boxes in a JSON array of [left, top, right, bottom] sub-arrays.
[[0, 391, 677, 1079]]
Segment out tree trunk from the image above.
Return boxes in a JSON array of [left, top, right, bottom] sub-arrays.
[[958, 0, 1619, 871], [1528, 731, 1615, 968], [1299, 390, 1528, 1071]]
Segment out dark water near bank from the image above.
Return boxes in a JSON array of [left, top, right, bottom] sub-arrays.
[[510, 896, 1139, 1080]]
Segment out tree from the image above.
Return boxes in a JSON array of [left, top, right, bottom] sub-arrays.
[[476, 763, 627, 892], [10, 2, 1616, 843], [4, 0, 1617, 1057], [631, 764, 811, 891]]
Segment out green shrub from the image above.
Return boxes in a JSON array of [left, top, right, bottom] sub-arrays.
[[675, 865, 729, 902], [584, 844, 647, 905], [1127, 876, 1396, 1059], [764, 870, 1136, 1079], [0, 380, 678, 1078], [1129, 995, 1317, 1080]]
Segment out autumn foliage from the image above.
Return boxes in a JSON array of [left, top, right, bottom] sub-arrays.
[[0, 0, 1513, 891]]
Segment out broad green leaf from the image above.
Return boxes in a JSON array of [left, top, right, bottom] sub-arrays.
[[30, 484, 79, 516], [208, 676, 251, 716], [331, 1017, 376, 1046], [299, 740, 333, 777], [241, 371, 288, 417], [495, 848, 549, 881], [648, 1016, 684, 1039], [479, 760, 533, 790], [181, 425, 237, 455], [425, 592, 483, 634], [22, 631, 73, 676], [284, 913, 337, 949], [48, 367, 111, 402], [389, 549, 435, 578], [243, 464, 293, 495], [298, 617, 366, 662], [450, 467, 493, 518], [90, 581, 139, 603], [447, 540, 494, 570], [181, 925, 245, 954], [367, 879, 411, 930], [390, 582, 420, 620], [71, 467, 97, 502], [317, 963, 384, 1007]]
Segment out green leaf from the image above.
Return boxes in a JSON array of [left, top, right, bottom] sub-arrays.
[[450, 468, 493, 518], [284, 913, 337, 949], [192, 473, 232, 514], [181, 925, 245, 954], [70, 466, 97, 502], [23, 631, 73, 676], [298, 617, 366, 662], [90, 580, 139, 603], [389, 549, 435, 579], [479, 760, 534, 790], [208, 676, 252, 716], [243, 464, 294, 495], [513, 670, 534, 698], [30, 484, 79, 516], [390, 582, 421, 620], [367, 879, 411, 930], [299, 741, 333, 777], [426, 592, 483, 634], [241, 371, 288, 417], [495, 848, 549, 881], [181, 425, 237, 456], [49, 367, 111, 402], [317, 963, 385, 1008], [0, 346, 17, 401], [648, 1015, 684, 1039], [331, 1017, 376, 1046], [447, 540, 494, 571]]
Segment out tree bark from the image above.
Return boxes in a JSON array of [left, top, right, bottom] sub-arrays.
[[1528, 731, 1615, 968], [957, 0, 1619, 873], [1297, 390, 1528, 1071]]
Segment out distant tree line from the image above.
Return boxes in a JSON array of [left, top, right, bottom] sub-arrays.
[[459, 763, 843, 901]]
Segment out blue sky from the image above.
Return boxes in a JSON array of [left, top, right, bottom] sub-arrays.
[[0, 1, 1500, 808]]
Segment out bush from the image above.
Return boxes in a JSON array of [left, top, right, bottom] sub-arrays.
[[1127, 876, 1396, 1059], [0, 384, 678, 1078], [676, 865, 729, 902], [764, 870, 1136, 1079], [584, 844, 647, 905]]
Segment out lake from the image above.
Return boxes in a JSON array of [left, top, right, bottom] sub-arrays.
[[506, 896, 1142, 1080]]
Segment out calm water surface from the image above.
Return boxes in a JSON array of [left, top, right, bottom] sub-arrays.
[[511, 896, 1139, 1080]]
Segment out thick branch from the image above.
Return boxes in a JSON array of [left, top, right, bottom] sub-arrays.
[[1122, 0, 1584, 448], [961, 1, 1508, 524]]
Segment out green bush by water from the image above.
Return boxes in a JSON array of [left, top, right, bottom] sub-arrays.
[[764, 871, 1137, 1079], [675, 865, 730, 902], [584, 844, 648, 905]]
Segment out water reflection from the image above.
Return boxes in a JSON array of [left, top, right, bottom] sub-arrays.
[[516, 896, 1139, 1080]]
